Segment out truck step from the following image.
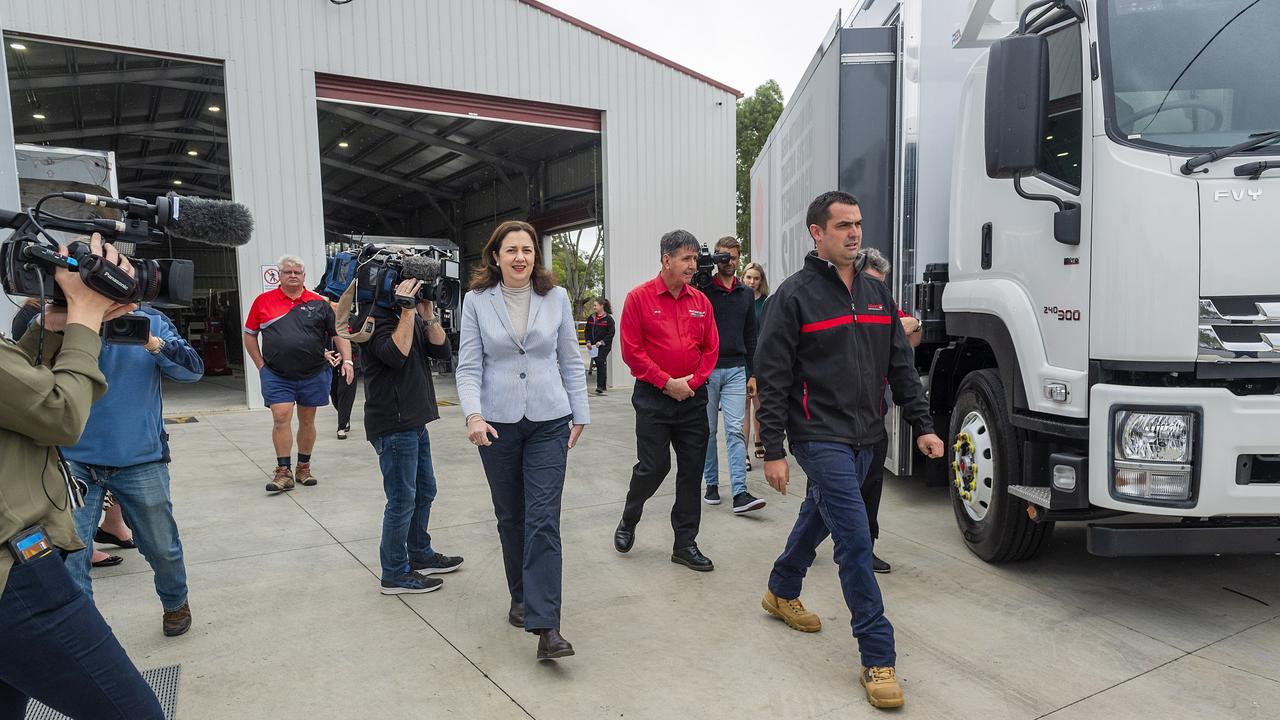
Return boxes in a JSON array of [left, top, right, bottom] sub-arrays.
[[1008, 485, 1052, 507]]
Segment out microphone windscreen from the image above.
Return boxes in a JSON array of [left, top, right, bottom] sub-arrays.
[[400, 254, 440, 282], [168, 196, 254, 247]]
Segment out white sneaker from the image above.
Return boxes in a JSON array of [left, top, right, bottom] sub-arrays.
[[337, 428, 348, 440]]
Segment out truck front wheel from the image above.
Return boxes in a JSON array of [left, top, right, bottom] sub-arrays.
[[947, 368, 1053, 562]]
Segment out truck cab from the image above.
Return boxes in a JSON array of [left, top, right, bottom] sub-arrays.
[[932, 0, 1280, 560]]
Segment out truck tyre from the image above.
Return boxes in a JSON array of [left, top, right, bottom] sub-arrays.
[[947, 368, 1053, 562]]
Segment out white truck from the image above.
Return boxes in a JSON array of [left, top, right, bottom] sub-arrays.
[[750, 0, 1280, 561]]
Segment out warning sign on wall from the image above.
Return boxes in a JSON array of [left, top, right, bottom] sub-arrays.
[[261, 265, 280, 292]]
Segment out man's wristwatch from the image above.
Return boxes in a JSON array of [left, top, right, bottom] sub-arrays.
[[342, 360, 354, 366], [146, 338, 166, 354], [424, 316, 441, 327]]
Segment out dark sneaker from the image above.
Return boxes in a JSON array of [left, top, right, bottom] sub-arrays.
[[294, 463, 317, 487], [703, 485, 721, 505], [733, 492, 766, 514], [409, 552, 464, 575], [380, 572, 443, 595], [337, 427, 349, 440], [163, 602, 192, 637], [265, 466, 294, 493], [594, 389, 606, 396], [872, 554, 891, 574]]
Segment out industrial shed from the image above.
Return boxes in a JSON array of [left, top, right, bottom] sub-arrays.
[[0, 0, 738, 406]]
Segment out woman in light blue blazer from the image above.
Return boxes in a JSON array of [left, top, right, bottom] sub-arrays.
[[456, 220, 589, 660]]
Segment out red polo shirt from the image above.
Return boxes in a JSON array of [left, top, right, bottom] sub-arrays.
[[620, 274, 720, 390]]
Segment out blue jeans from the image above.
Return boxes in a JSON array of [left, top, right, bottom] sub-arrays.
[[478, 416, 570, 632], [372, 427, 437, 581], [66, 460, 189, 613], [0, 552, 164, 719], [768, 441, 896, 668], [703, 366, 748, 497]]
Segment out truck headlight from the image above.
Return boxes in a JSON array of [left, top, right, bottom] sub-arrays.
[[1114, 411, 1193, 463], [1113, 462, 1193, 501]]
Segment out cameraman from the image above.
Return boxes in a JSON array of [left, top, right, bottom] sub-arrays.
[[362, 278, 464, 595], [701, 237, 764, 514], [63, 305, 203, 636], [0, 235, 164, 718]]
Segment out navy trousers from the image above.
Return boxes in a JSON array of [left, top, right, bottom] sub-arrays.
[[478, 416, 571, 632]]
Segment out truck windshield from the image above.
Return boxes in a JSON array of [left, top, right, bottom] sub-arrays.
[[1100, 0, 1280, 154]]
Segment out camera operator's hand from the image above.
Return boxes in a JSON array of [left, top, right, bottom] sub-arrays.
[[416, 299, 435, 321], [50, 234, 136, 333], [394, 278, 422, 311], [467, 415, 499, 447], [662, 374, 695, 401]]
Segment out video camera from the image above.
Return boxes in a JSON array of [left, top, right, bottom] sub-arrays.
[[353, 244, 461, 312], [692, 244, 732, 290], [0, 191, 253, 342]]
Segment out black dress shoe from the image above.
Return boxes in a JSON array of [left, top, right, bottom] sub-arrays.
[[614, 521, 635, 553], [94, 529, 136, 550], [671, 546, 714, 572], [536, 629, 575, 659], [508, 600, 525, 628]]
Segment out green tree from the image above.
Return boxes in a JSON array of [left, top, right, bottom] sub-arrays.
[[736, 80, 785, 260], [551, 227, 604, 320]]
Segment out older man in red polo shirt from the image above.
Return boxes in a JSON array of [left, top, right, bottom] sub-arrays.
[[613, 230, 720, 572]]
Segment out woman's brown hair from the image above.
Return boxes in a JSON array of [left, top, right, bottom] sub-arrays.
[[469, 220, 557, 295]]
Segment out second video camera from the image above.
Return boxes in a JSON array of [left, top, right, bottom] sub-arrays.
[[692, 244, 732, 290]]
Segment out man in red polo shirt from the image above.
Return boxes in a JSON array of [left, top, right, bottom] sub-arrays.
[[244, 255, 352, 493], [613, 230, 720, 572]]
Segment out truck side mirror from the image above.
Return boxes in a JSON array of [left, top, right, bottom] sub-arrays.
[[984, 34, 1049, 179]]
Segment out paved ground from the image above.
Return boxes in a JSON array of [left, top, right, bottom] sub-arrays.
[[82, 375, 1280, 719]]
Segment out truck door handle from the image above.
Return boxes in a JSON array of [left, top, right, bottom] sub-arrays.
[[981, 222, 993, 270]]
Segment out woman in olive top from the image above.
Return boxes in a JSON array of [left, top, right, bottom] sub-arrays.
[[742, 262, 770, 467], [0, 236, 165, 718], [456, 220, 590, 660]]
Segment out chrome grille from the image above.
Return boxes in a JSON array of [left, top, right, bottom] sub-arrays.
[[1199, 296, 1280, 363]]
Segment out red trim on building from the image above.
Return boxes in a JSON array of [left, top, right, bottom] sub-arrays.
[[800, 315, 854, 333], [515, 0, 743, 98], [315, 74, 602, 132]]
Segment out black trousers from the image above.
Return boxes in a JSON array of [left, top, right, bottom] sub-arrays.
[[330, 357, 358, 431], [595, 348, 610, 391], [478, 416, 570, 632], [622, 382, 709, 550], [861, 436, 889, 541]]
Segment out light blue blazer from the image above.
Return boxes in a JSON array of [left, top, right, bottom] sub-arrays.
[[456, 284, 590, 426]]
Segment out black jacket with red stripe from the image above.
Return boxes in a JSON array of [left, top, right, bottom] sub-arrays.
[[754, 251, 932, 462]]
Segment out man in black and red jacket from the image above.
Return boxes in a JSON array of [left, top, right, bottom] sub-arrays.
[[754, 190, 944, 710]]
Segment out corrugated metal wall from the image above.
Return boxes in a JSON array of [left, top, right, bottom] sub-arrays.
[[0, 0, 736, 405]]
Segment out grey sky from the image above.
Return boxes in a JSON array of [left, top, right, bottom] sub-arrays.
[[538, 1, 852, 101]]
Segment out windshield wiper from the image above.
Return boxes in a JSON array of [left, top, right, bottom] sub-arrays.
[[1235, 160, 1280, 180], [1181, 130, 1280, 175]]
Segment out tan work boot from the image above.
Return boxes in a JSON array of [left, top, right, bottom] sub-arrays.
[[295, 463, 317, 487], [860, 666, 904, 709], [762, 590, 821, 632], [265, 466, 295, 493]]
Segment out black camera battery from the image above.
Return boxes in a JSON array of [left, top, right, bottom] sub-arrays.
[[7, 524, 54, 564]]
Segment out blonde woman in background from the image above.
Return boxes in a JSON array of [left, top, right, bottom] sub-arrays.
[[741, 262, 769, 470]]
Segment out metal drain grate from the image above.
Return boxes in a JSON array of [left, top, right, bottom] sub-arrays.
[[26, 664, 180, 720]]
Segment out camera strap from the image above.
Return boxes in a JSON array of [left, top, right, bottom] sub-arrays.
[[334, 279, 375, 343], [55, 448, 86, 510]]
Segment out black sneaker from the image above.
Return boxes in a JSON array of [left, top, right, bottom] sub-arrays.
[[409, 552, 465, 575], [872, 554, 891, 574], [380, 572, 443, 595], [704, 485, 721, 505], [733, 492, 766, 514]]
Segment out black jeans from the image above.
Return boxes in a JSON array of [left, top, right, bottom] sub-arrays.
[[478, 416, 571, 632], [622, 382, 709, 550], [862, 436, 889, 541], [595, 347, 610, 392], [0, 552, 164, 720]]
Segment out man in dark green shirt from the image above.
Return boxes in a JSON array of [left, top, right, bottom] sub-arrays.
[[0, 235, 164, 718]]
